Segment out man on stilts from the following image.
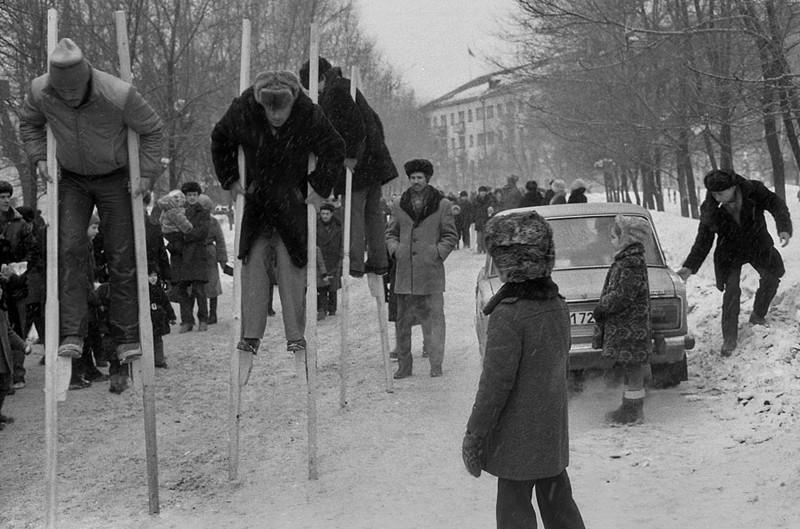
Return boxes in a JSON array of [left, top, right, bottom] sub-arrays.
[[19, 38, 163, 380], [211, 71, 344, 366]]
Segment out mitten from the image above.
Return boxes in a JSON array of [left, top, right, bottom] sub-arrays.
[[462, 432, 484, 478]]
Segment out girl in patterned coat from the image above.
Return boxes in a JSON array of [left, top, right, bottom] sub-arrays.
[[593, 214, 652, 424]]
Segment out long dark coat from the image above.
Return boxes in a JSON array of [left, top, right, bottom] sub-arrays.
[[169, 203, 210, 283], [567, 188, 588, 203], [319, 68, 398, 193], [385, 186, 458, 295], [211, 88, 345, 268], [683, 175, 792, 290], [317, 216, 343, 291], [472, 194, 495, 231], [593, 242, 651, 364], [466, 278, 571, 480]]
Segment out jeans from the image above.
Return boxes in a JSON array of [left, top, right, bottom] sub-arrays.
[[241, 233, 306, 343], [496, 470, 585, 529], [395, 293, 445, 370], [343, 183, 389, 274], [59, 169, 138, 344]]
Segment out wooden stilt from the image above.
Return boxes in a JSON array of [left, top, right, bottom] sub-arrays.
[[368, 273, 393, 392], [44, 11, 59, 529], [114, 10, 159, 514], [305, 24, 320, 481], [228, 18, 251, 482]]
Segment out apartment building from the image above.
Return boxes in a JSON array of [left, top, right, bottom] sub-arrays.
[[419, 68, 535, 192]]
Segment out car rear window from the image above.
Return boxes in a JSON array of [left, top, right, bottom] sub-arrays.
[[549, 215, 663, 269]]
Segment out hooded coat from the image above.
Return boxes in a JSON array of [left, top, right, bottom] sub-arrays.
[[319, 68, 398, 193], [466, 278, 571, 480], [385, 186, 458, 295], [593, 242, 651, 364], [211, 88, 345, 268], [682, 175, 792, 290]]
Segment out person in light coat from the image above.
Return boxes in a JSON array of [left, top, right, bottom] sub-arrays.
[[385, 159, 458, 378]]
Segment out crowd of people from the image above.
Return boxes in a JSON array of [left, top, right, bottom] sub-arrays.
[[3, 35, 794, 529]]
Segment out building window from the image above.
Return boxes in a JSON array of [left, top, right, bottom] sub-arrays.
[[487, 106, 494, 119], [459, 135, 465, 149], [458, 111, 465, 122], [469, 135, 474, 147], [487, 131, 495, 145], [506, 101, 515, 113], [468, 109, 473, 122], [476, 107, 484, 120], [496, 103, 503, 115], [477, 133, 485, 146], [498, 130, 504, 143], [441, 114, 447, 124], [432, 116, 437, 127], [450, 113, 455, 125]]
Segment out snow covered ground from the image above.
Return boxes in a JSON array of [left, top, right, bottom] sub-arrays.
[[1, 190, 799, 529]]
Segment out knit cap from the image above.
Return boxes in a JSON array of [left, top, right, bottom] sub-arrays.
[[49, 38, 91, 91], [485, 211, 555, 282]]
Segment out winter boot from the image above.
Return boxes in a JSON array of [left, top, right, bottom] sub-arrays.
[[109, 374, 129, 394], [179, 323, 193, 333], [197, 321, 208, 332], [393, 356, 412, 379], [208, 297, 218, 324], [606, 397, 644, 425], [721, 337, 737, 357]]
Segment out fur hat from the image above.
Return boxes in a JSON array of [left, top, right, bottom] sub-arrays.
[[484, 211, 555, 282], [253, 71, 301, 110], [478, 185, 489, 193], [551, 179, 566, 192], [181, 181, 202, 195], [299, 57, 334, 89], [197, 194, 214, 211], [703, 169, 736, 192], [525, 180, 538, 192], [404, 159, 434, 181], [613, 214, 650, 247], [570, 178, 587, 192], [0, 180, 13, 196], [319, 203, 335, 212], [49, 38, 91, 91]]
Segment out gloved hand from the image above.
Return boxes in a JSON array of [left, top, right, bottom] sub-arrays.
[[462, 432, 484, 478], [222, 263, 234, 276]]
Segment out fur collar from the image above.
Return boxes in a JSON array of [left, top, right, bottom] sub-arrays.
[[483, 277, 560, 315], [399, 186, 444, 226]]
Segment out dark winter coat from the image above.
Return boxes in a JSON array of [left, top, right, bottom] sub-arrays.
[[168, 203, 210, 283], [205, 217, 227, 298], [146, 211, 171, 282], [317, 216, 343, 291], [472, 194, 495, 231], [320, 68, 398, 193], [149, 280, 175, 338], [211, 88, 345, 268], [519, 189, 544, 208], [466, 278, 571, 480], [385, 186, 458, 295], [567, 188, 588, 203], [593, 242, 651, 364], [683, 176, 792, 290], [456, 196, 473, 225], [501, 182, 522, 210], [0, 207, 37, 265]]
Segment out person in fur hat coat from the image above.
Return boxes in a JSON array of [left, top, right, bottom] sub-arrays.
[[211, 70, 345, 365], [593, 214, 652, 424], [677, 169, 791, 356], [463, 210, 585, 529], [386, 159, 458, 378]]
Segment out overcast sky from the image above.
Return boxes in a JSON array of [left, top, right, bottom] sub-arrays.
[[354, 0, 516, 104]]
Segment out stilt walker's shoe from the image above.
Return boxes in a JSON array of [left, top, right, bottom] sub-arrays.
[[721, 338, 737, 357], [606, 397, 644, 425], [116, 343, 142, 364], [57, 336, 83, 358]]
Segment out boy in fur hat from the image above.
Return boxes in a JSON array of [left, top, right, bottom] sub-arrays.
[[593, 214, 652, 424], [463, 210, 585, 529], [19, 38, 163, 364], [677, 169, 791, 356], [386, 159, 458, 378], [212, 69, 344, 372]]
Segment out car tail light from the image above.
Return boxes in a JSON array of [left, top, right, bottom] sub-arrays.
[[651, 298, 681, 330]]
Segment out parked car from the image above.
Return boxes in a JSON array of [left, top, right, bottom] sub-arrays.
[[213, 205, 230, 215], [475, 202, 695, 387]]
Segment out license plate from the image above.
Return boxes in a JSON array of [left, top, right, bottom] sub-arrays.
[[569, 311, 595, 326]]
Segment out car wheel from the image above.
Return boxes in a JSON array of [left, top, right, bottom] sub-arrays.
[[650, 354, 688, 389]]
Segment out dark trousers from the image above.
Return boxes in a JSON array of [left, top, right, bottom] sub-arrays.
[[59, 169, 138, 343], [0, 372, 10, 414], [456, 218, 471, 248], [317, 287, 338, 315], [345, 183, 389, 274], [153, 335, 165, 366], [395, 293, 445, 370], [178, 280, 208, 325], [476, 229, 486, 253], [721, 261, 781, 343], [496, 470, 585, 529]]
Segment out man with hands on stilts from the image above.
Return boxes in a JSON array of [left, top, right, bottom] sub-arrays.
[[19, 38, 163, 366]]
